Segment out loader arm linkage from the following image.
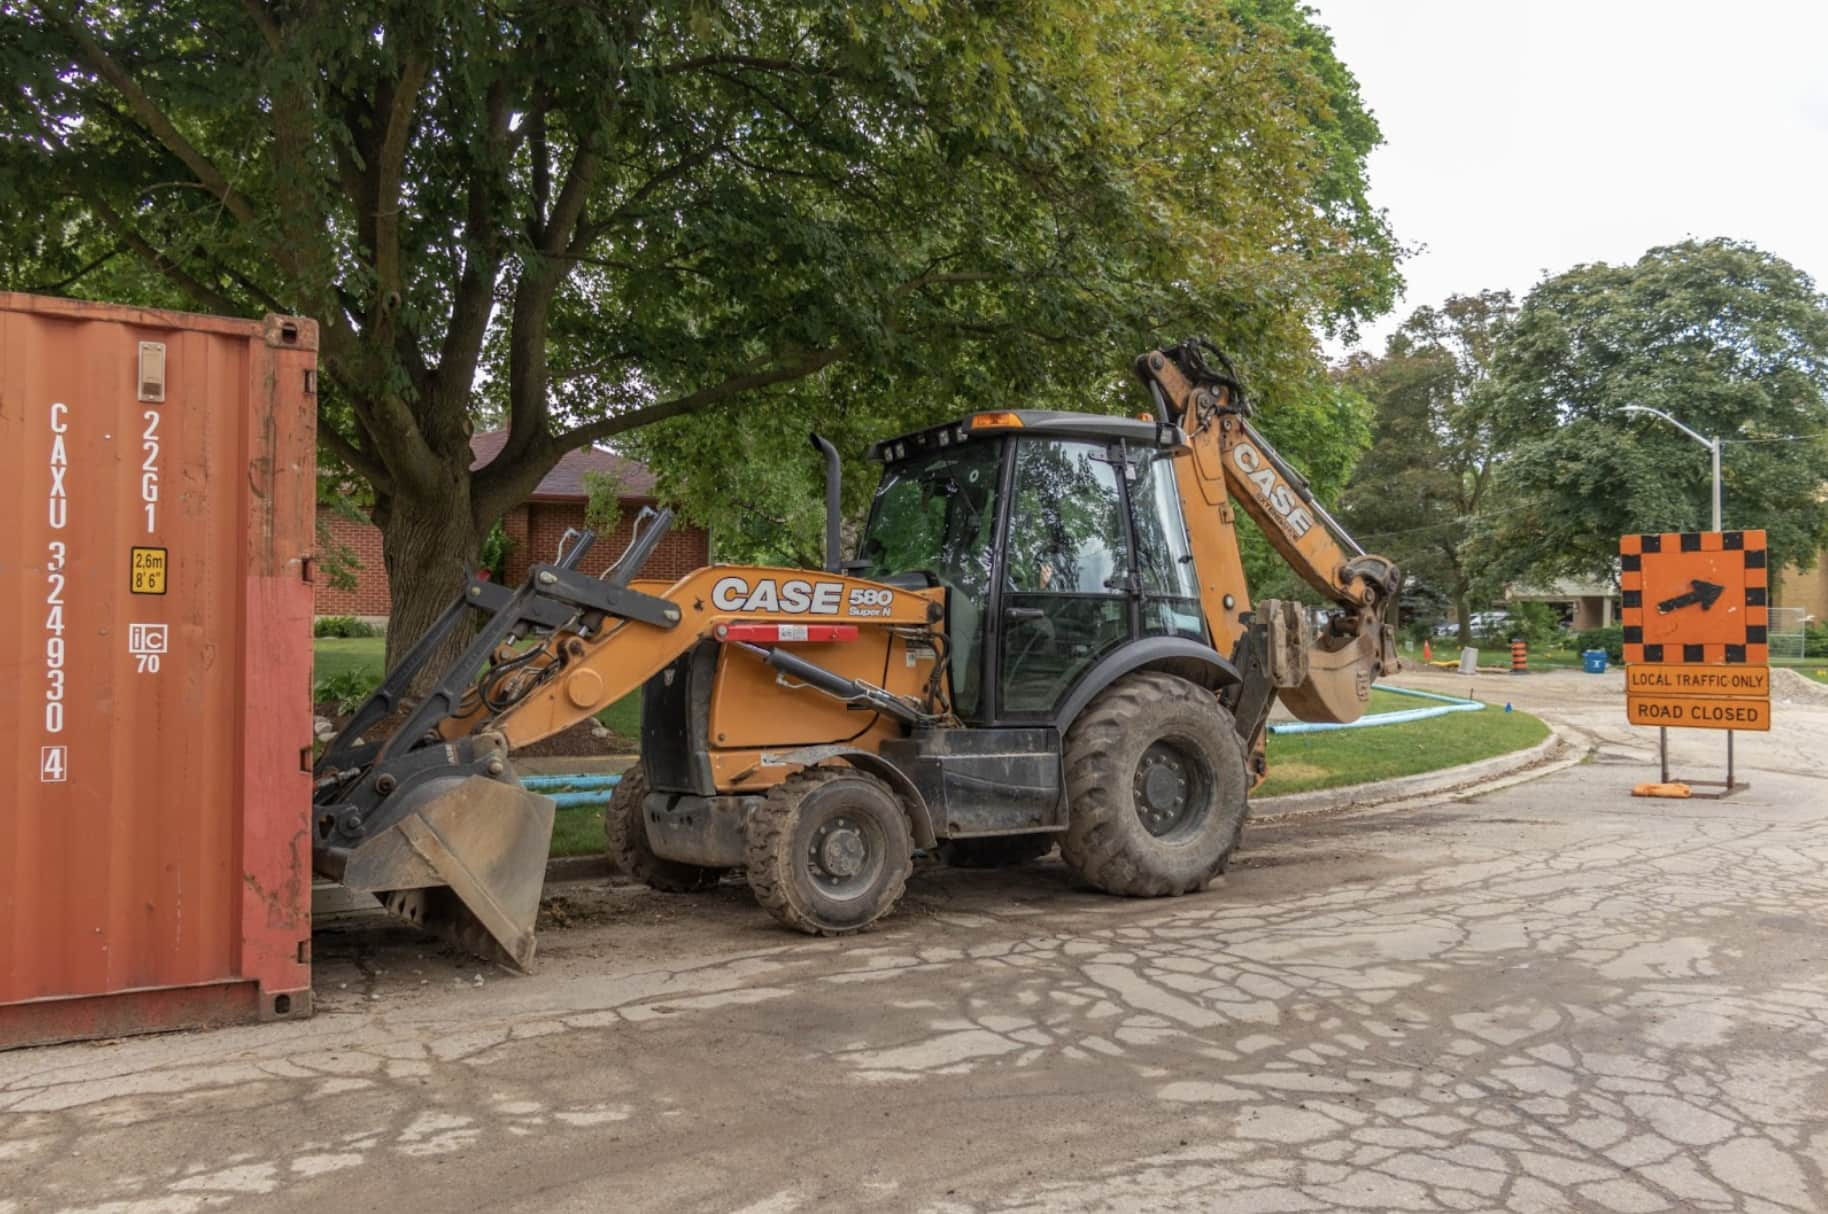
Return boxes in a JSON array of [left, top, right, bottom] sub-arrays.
[[1135, 342, 1401, 764], [310, 508, 944, 969]]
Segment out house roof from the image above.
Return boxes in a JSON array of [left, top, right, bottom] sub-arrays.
[[469, 431, 656, 501]]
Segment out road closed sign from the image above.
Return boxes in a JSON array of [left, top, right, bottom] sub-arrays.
[[1625, 694, 1771, 731], [1620, 529, 1770, 736]]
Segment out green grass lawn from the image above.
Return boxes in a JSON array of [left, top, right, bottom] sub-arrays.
[[313, 635, 387, 683], [551, 803, 609, 858], [1256, 688, 1549, 799]]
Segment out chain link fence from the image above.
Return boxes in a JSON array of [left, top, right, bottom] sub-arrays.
[[1769, 606, 1808, 661]]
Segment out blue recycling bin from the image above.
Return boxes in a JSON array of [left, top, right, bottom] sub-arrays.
[[1582, 649, 1608, 674]]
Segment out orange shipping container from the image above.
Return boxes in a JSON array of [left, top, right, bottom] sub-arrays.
[[1, 294, 317, 1048]]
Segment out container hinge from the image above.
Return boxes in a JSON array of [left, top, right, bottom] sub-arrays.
[[303, 368, 317, 396], [300, 553, 316, 584]]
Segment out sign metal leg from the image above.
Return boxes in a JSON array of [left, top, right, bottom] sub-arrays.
[[1659, 726, 1668, 784]]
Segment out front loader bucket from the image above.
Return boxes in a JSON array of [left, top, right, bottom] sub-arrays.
[[336, 776, 556, 971]]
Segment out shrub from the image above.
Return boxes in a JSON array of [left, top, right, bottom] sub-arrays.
[[1511, 602, 1563, 648], [480, 521, 516, 582], [313, 668, 382, 715], [1805, 623, 1828, 659], [314, 615, 378, 638], [1575, 625, 1625, 662]]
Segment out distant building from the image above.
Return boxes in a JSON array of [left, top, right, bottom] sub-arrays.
[[314, 432, 710, 620], [1505, 578, 1619, 631], [1776, 559, 1827, 625]]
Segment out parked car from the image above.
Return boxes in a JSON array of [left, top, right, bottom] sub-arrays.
[[1469, 611, 1514, 635]]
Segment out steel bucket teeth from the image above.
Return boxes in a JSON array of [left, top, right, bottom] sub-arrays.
[[336, 775, 556, 971]]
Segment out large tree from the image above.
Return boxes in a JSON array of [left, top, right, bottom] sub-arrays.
[[1481, 239, 1828, 588], [1338, 291, 1514, 642], [3, 0, 1399, 664]]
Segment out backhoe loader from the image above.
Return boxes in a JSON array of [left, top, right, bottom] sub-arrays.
[[311, 341, 1400, 967]]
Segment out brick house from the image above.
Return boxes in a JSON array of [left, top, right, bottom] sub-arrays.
[[314, 432, 710, 620]]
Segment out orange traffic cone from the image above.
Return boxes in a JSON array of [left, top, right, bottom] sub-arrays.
[[1423, 640, 1433, 663]]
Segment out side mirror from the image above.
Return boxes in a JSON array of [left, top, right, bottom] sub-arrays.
[[810, 433, 842, 574]]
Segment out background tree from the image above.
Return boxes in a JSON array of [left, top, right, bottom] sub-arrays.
[[1337, 291, 1514, 643], [2, 0, 1399, 668], [1480, 239, 1828, 588]]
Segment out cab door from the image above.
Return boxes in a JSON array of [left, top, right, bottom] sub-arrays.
[[995, 438, 1134, 716]]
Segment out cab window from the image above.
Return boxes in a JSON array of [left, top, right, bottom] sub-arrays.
[[999, 439, 1131, 714]]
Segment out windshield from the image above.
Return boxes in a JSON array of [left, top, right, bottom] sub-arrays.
[[857, 441, 1003, 717]]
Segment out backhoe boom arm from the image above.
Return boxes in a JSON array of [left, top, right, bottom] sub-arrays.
[[1136, 342, 1400, 733]]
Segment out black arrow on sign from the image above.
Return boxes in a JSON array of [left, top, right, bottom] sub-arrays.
[[1656, 579, 1725, 614]]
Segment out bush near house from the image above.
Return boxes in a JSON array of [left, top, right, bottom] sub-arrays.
[[1575, 626, 1625, 662], [314, 615, 380, 639]]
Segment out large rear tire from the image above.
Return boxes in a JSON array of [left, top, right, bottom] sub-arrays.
[[1059, 671, 1247, 897], [745, 767, 913, 936], [940, 834, 1056, 869], [604, 765, 725, 893]]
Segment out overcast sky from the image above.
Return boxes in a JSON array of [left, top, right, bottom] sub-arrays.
[[1308, 1, 1828, 355]]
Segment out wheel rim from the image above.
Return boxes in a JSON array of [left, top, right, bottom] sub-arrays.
[[806, 810, 886, 900], [1132, 739, 1212, 839]]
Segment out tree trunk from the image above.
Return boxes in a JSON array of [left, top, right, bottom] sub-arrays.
[[380, 485, 484, 685], [1453, 586, 1474, 647]]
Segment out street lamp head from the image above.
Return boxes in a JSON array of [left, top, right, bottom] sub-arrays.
[[1618, 405, 1722, 531], [1620, 404, 1712, 448]]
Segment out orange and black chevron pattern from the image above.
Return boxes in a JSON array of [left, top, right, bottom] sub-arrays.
[[1619, 530, 1767, 666]]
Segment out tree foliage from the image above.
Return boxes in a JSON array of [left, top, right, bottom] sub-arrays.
[[1481, 239, 1828, 586], [1338, 292, 1514, 639], [2, 0, 1400, 661]]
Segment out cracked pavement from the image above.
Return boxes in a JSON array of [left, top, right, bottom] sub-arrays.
[[3, 669, 1826, 1212]]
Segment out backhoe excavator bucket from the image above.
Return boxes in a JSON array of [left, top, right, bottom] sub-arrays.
[[334, 775, 556, 971]]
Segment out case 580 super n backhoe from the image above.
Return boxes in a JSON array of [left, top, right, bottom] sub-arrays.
[[311, 341, 1401, 967]]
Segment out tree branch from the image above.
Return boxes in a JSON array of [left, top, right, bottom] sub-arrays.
[[239, 0, 281, 50], [17, 246, 123, 293], [85, 192, 242, 315], [370, 52, 430, 307], [539, 144, 600, 259], [571, 344, 852, 446], [40, 3, 258, 225], [317, 420, 392, 490], [473, 344, 852, 526], [663, 54, 825, 76]]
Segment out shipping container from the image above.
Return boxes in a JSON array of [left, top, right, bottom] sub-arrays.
[[1, 294, 318, 1048]]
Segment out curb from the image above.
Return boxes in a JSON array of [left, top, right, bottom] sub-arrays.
[[545, 855, 615, 884], [517, 754, 637, 777], [1250, 720, 1582, 824]]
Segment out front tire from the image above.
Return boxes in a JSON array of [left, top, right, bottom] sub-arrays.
[[604, 765, 724, 893], [1059, 671, 1247, 897], [744, 768, 913, 936]]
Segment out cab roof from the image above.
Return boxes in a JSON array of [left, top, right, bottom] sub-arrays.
[[868, 410, 1187, 462]]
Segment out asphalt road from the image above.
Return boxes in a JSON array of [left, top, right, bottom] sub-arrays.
[[3, 669, 1826, 1213]]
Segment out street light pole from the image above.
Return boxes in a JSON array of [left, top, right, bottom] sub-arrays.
[[1622, 404, 1722, 531], [1620, 404, 1734, 790]]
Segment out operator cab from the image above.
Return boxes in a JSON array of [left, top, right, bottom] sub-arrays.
[[855, 411, 1207, 727]]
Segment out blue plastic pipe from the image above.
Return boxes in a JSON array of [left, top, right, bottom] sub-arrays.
[[1267, 683, 1485, 735], [548, 790, 616, 809], [521, 774, 623, 792]]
